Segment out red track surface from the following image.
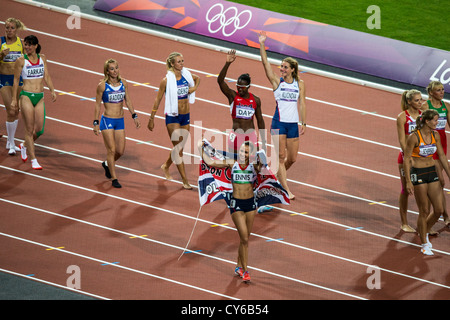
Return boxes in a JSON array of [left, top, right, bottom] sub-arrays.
[[0, 1, 449, 301]]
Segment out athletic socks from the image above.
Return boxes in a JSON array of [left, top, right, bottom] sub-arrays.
[[426, 233, 432, 248], [6, 120, 19, 154]]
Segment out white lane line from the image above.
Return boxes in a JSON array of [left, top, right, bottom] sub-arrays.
[[0, 267, 110, 300], [0, 19, 424, 125], [1, 83, 403, 180], [45, 58, 402, 151], [1, 169, 449, 291], [1, 105, 448, 246], [1, 98, 448, 243], [0, 199, 368, 300], [2, 4, 446, 300], [0, 231, 240, 300]]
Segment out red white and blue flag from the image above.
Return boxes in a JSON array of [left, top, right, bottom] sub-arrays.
[[198, 141, 290, 208]]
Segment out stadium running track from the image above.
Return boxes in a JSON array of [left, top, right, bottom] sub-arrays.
[[0, 0, 449, 301]]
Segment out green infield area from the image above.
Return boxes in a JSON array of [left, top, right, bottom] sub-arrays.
[[230, 0, 449, 51]]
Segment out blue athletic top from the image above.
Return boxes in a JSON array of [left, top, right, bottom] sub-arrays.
[[102, 81, 125, 104], [177, 76, 189, 100]]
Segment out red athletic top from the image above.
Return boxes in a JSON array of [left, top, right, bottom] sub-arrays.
[[230, 92, 257, 120], [404, 109, 421, 136]]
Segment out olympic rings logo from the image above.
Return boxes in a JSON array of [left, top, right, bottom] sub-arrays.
[[205, 3, 252, 37]]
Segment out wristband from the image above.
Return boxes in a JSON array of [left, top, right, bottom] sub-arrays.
[[93, 120, 99, 126], [132, 113, 138, 119]]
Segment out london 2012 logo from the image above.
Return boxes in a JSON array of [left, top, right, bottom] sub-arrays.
[[205, 3, 252, 37]]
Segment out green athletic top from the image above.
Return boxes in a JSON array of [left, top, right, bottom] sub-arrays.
[[427, 100, 447, 131]]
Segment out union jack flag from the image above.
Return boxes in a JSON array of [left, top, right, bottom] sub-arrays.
[[198, 140, 290, 208]]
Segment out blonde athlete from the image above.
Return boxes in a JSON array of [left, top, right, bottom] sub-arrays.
[[94, 58, 141, 188], [148, 52, 200, 190], [0, 18, 26, 155]]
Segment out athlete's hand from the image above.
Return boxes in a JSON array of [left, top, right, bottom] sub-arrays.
[[1, 47, 10, 58], [406, 182, 414, 196], [258, 31, 267, 44], [134, 117, 141, 129], [147, 118, 154, 131], [299, 125, 306, 135], [226, 50, 236, 63]]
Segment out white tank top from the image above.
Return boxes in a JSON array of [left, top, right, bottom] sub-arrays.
[[21, 54, 44, 80], [231, 162, 257, 184], [273, 78, 299, 123]]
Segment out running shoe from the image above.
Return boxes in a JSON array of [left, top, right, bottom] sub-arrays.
[[112, 179, 122, 188], [8, 147, 16, 155], [257, 206, 273, 213], [234, 266, 243, 278], [20, 143, 27, 162], [102, 161, 112, 179], [421, 243, 433, 256], [31, 159, 42, 170], [242, 271, 251, 282], [6, 141, 20, 153]]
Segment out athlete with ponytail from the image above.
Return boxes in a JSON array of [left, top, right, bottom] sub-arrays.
[[258, 31, 306, 200], [0, 17, 26, 155], [147, 52, 200, 190], [11, 35, 56, 170], [94, 58, 141, 188], [403, 109, 450, 255], [396, 89, 423, 232]]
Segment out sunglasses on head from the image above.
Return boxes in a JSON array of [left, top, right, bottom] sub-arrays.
[[236, 84, 250, 88]]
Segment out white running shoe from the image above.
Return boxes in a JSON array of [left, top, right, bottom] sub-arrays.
[[6, 141, 20, 153], [421, 243, 433, 256], [31, 159, 42, 170], [20, 143, 28, 162]]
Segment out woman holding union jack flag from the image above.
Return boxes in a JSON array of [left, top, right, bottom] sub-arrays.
[[199, 139, 263, 283]]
